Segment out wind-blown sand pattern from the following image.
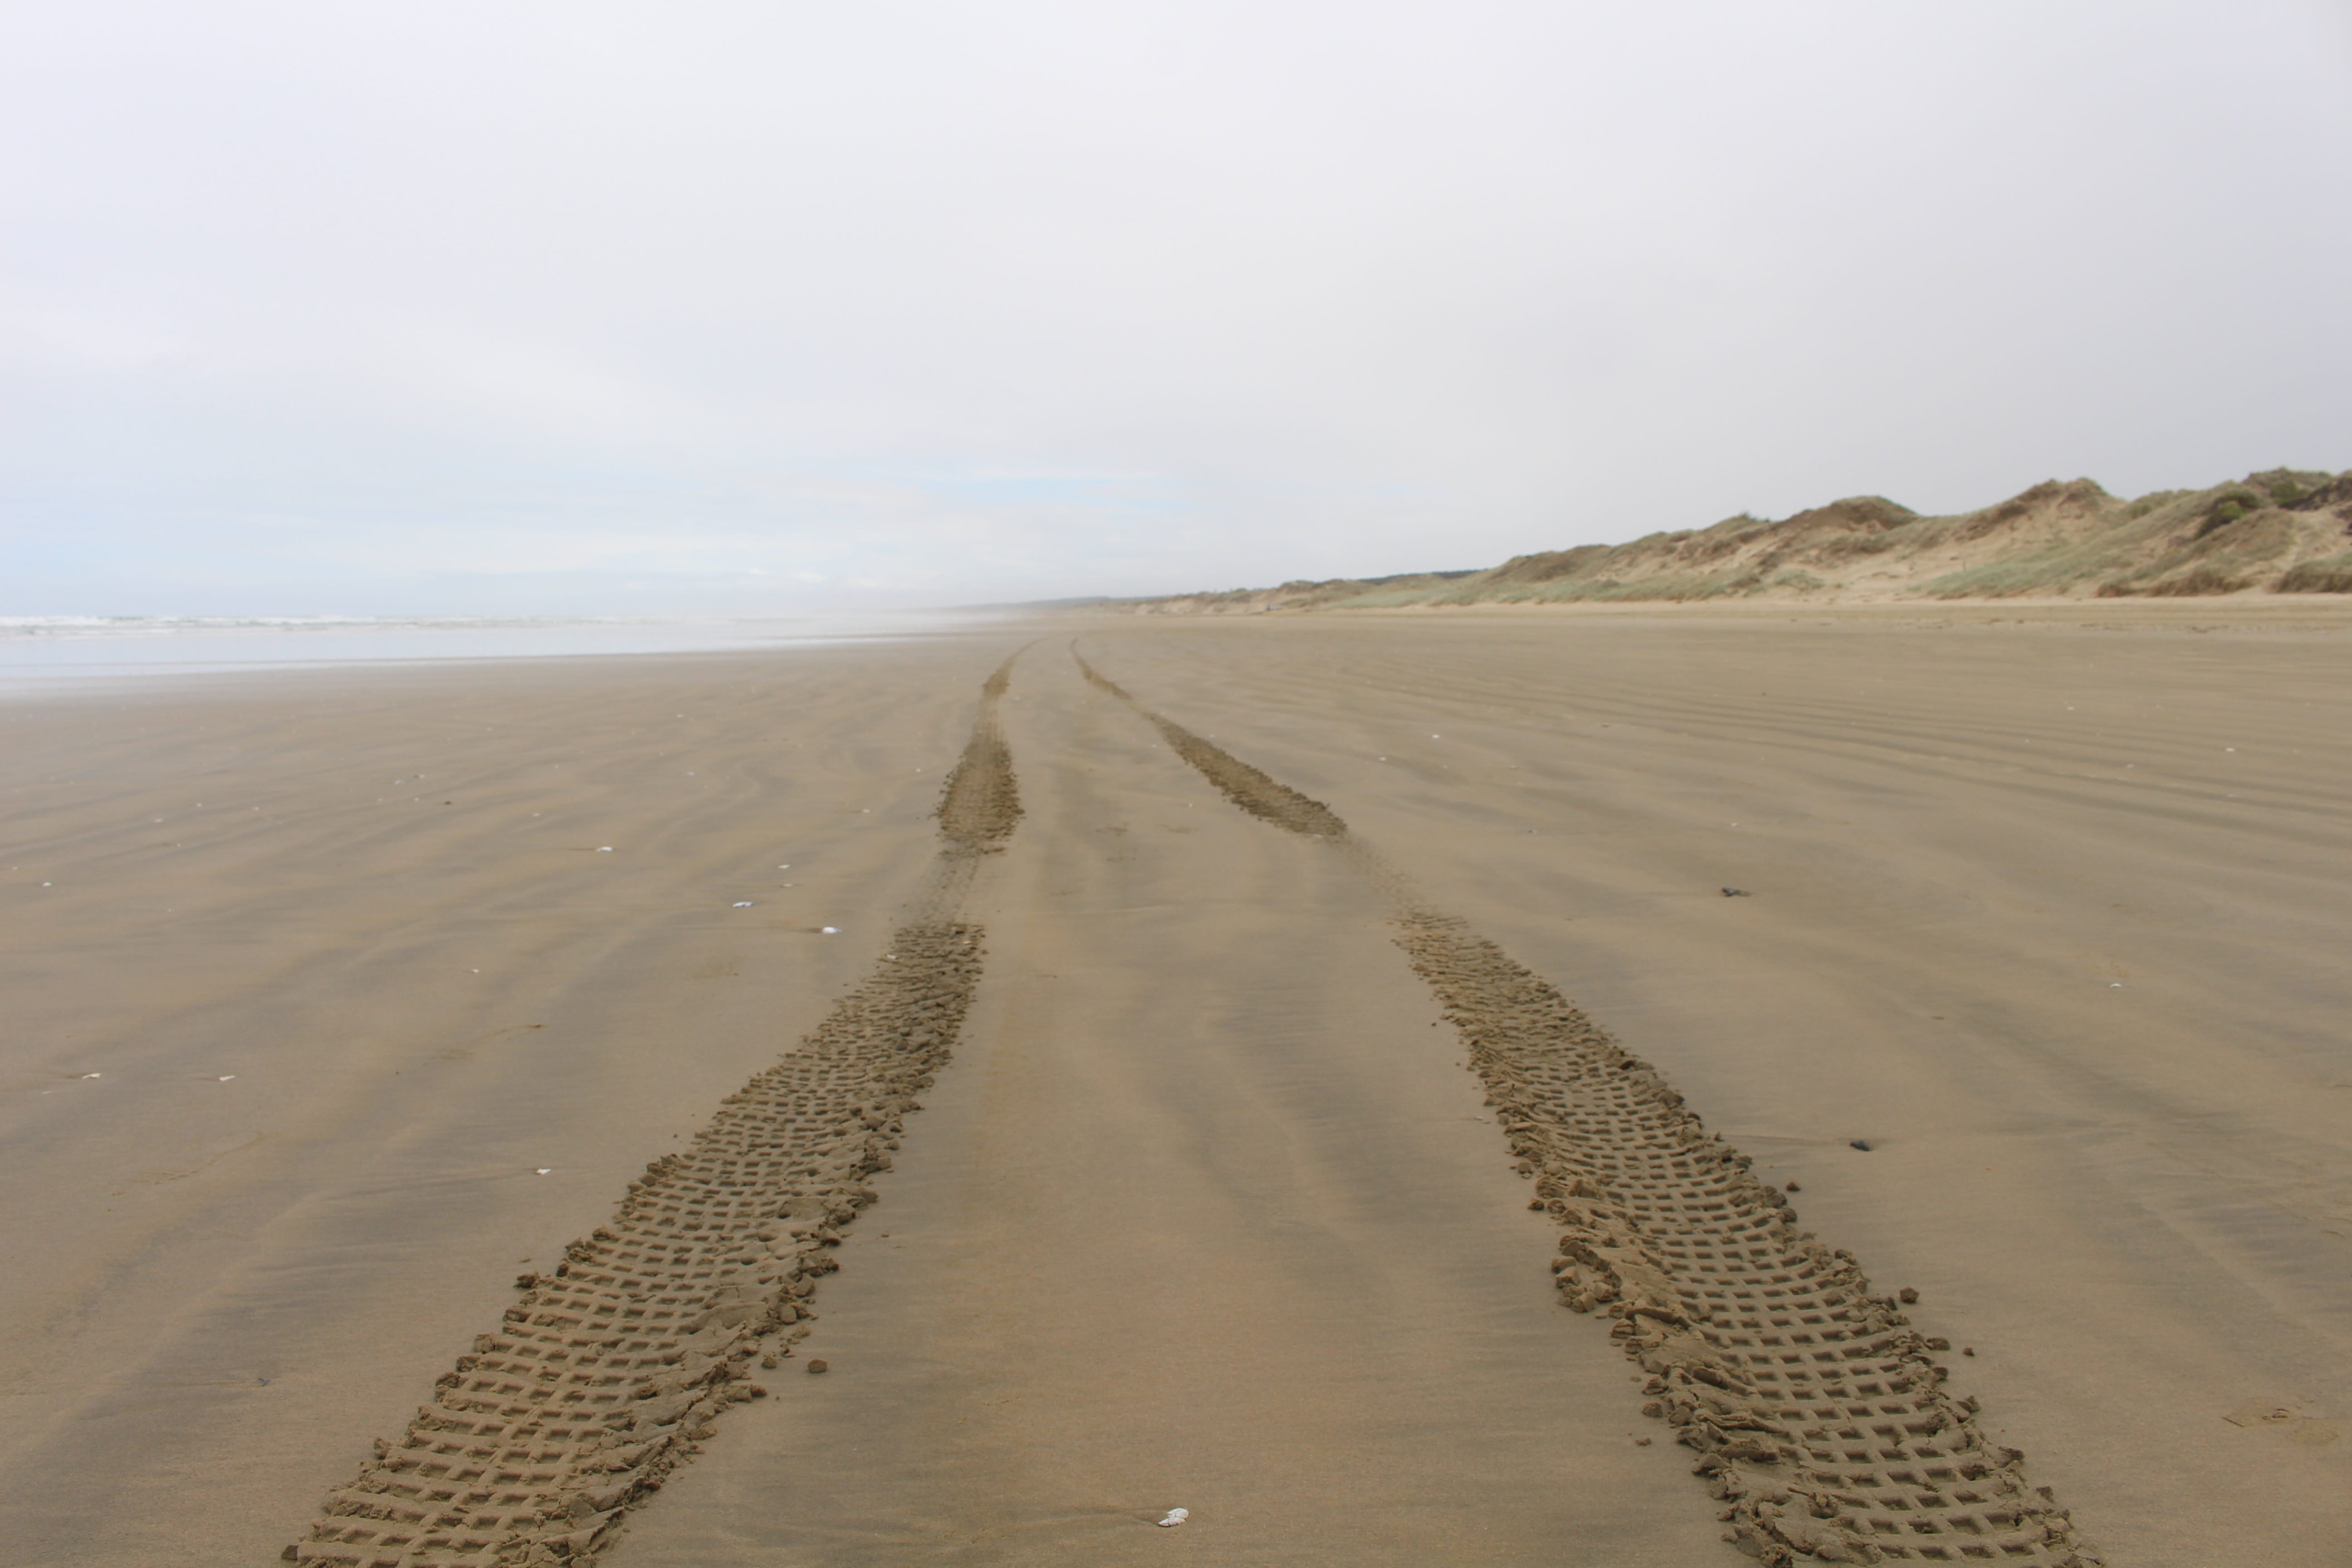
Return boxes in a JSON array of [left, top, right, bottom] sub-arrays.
[[284, 658, 1021, 1566], [6, 609, 2348, 1566], [1073, 657, 1344, 838], [1074, 643, 2097, 1567]]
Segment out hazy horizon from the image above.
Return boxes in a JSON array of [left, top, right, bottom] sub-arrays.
[[6, 1, 2349, 617]]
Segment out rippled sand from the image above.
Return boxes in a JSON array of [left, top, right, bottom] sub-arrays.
[[3, 603, 2346, 1566]]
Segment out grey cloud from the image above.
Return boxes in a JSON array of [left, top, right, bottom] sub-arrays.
[[4, 0, 2348, 612]]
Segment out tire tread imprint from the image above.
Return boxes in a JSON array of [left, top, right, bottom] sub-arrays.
[[283, 655, 1023, 1567], [1074, 642, 2101, 1568]]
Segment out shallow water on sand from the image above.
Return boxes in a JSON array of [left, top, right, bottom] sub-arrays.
[[0, 613, 967, 691]]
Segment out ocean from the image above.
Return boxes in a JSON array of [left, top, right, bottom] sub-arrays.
[[0, 614, 967, 693]]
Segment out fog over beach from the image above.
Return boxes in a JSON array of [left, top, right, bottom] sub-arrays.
[[5, 2, 2348, 615], [0, 616, 977, 689], [3, 5, 2349, 1568]]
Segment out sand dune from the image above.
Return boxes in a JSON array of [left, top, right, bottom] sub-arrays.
[[2, 603, 2347, 1566], [1116, 468, 2352, 610]]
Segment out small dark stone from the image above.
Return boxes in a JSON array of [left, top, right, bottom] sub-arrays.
[[1784, 1181, 1801, 1193], [806, 1358, 829, 1375], [1963, 1347, 1975, 1357], [1898, 1287, 1919, 1304], [1849, 1139, 1872, 1152], [1721, 887, 1750, 897]]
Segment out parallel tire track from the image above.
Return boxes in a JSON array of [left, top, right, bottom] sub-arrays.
[[1074, 653, 1346, 838], [1074, 643, 2100, 1568], [284, 656, 1023, 1567], [936, 656, 1024, 853]]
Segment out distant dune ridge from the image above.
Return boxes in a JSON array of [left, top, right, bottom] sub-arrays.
[[1118, 468, 2352, 612]]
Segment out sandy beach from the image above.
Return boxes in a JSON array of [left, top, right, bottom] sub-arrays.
[[3, 604, 2348, 1566]]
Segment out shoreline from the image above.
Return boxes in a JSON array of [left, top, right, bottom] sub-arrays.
[[0, 613, 1010, 701]]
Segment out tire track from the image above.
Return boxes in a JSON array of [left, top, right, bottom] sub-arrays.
[[1073, 643, 2100, 1568], [1075, 655, 1346, 838], [284, 654, 1023, 1568], [936, 654, 1024, 855]]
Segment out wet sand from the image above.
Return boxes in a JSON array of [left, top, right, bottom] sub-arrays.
[[2, 605, 2347, 1565]]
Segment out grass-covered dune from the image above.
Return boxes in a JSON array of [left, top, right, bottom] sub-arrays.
[[1117, 468, 2352, 612]]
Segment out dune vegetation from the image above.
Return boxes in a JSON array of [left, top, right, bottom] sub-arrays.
[[1117, 468, 2352, 612]]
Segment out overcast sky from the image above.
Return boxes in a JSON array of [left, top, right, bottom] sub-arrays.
[[5, 1, 2349, 615]]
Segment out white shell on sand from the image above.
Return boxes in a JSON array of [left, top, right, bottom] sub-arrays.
[[1156, 1509, 1188, 1527]]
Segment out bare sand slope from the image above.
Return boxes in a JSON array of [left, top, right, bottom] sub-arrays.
[[1, 605, 2347, 1567]]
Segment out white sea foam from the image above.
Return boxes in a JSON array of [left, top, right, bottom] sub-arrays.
[[0, 613, 969, 692]]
